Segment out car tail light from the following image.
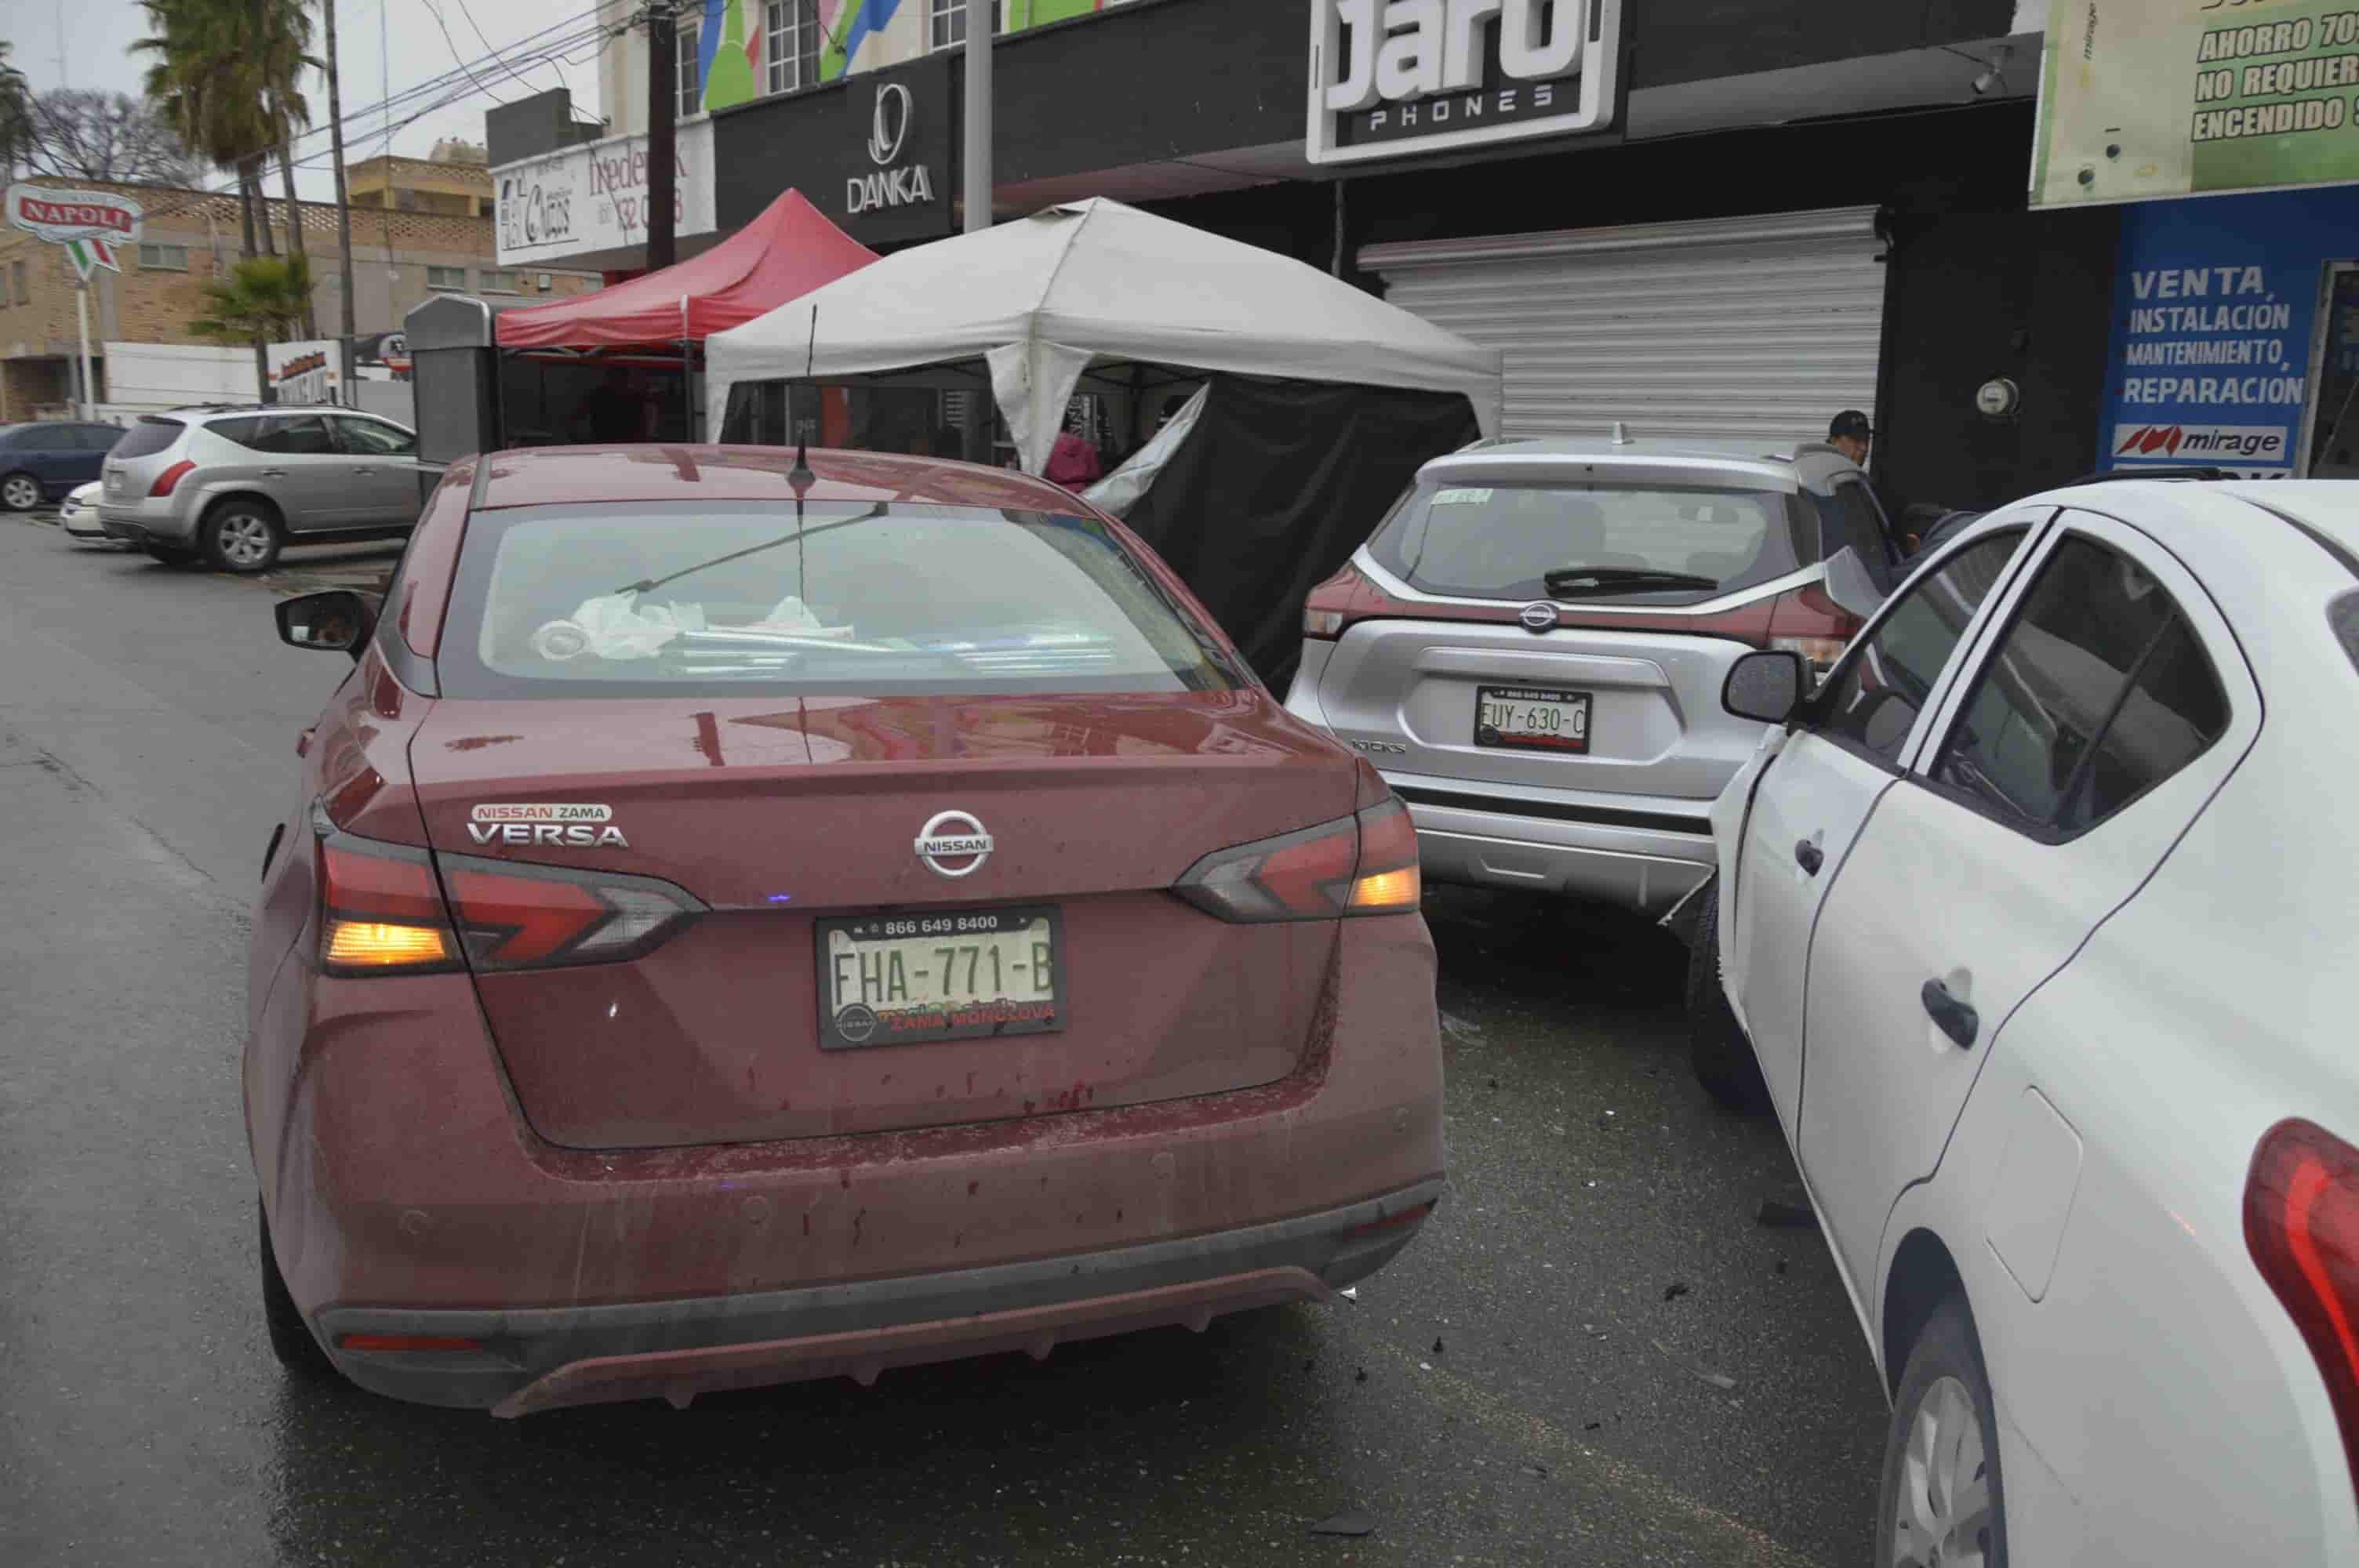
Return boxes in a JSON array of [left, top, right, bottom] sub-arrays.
[[318, 829, 463, 975], [1303, 563, 1369, 640], [1768, 583, 1867, 681], [1174, 797, 1421, 922], [437, 851, 705, 971], [149, 459, 195, 498], [2246, 1118, 2359, 1505]]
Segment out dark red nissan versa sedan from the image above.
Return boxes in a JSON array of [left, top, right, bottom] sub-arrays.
[[246, 445, 1445, 1414]]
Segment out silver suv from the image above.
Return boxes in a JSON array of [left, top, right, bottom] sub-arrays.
[[99, 405, 423, 573], [1285, 433, 1896, 913]]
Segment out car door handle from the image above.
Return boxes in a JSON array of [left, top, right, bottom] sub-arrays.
[[1921, 979, 1979, 1049], [1794, 839, 1823, 876], [260, 468, 289, 478]]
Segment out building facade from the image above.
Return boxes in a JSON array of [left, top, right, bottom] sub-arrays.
[[347, 146, 494, 219], [507, 2, 2234, 517], [0, 178, 602, 419]]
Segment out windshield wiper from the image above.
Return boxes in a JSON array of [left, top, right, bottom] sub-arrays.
[[1541, 566, 1721, 597]]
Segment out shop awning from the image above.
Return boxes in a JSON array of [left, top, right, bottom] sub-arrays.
[[494, 189, 878, 350], [705, 197, 1505, 470]]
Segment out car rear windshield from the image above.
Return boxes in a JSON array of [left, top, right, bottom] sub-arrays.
[[111, 419, 183, 460], [1366, 481, 1808, 604], [437, 501, 1240, 699]]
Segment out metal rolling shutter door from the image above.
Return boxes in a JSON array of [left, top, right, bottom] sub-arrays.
[[1362, 206, 1884, 446]]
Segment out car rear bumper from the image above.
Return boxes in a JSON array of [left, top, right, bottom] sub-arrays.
[[315, 1182, 1439, 1414], [99, 500, 194, 543], [250, 916, 1448, 1413], [1391, 780, 1715, 911]]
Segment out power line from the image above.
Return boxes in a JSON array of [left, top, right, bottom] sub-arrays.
[[423, 0, 515, 105], [459, 0, 558, 100]]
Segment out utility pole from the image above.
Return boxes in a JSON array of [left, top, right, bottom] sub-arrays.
[[324, 0, 359, 402], [647, 1, 678, 270], [962, 0, 990, 234]]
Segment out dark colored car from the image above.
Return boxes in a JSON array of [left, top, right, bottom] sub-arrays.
[[0, 420, 122, 510], [248, 445, 1446, 1414]]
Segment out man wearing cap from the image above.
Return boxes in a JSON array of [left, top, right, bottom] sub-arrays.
[[1828, 408, 1874, 467], [1826, 408, 1912, 556]]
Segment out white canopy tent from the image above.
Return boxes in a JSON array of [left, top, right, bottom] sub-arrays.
[[704, 197, 1504, 474]]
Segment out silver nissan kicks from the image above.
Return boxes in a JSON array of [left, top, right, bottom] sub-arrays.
[[99, 405, 425, 573], [1285, 431, 1896, 913]]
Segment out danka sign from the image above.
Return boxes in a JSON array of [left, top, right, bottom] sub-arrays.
[[845, 80, 938, 216], [1305, 0, 1623, 165]]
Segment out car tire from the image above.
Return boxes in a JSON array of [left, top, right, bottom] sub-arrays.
[[1686, 882, 1771, 1112], [1877, 1295, 2008, 1568], [201, 499, 284, 574], [144, 543, 201, 567], [260, 1199, 334, 1377], [0, 470, 41, 512]]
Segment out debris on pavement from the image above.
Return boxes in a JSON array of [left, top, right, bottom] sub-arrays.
[[1338, 1287, 1358, 1302], [1652, 1337, 1739, 1392], [1441, 1012, 1485, 1044], [1354, 1367, 1369, 1384], [1524, 1463, 1550, 1478], [1774, 1259, 1790, 1276], [1662, 1280, 1690, 1302], [1756, 1198, 1819, 1229], [1309, 1512, 1376, 1538], [1432, 1338, 1445, 1355]]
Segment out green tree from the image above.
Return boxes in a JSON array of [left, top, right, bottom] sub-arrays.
[[187, 252, 314, 343], [0, 43, 35, 172], [136, 0, 321, 333]]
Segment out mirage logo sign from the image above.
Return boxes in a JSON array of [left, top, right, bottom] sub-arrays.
[[1305, 0, 1623, 165]]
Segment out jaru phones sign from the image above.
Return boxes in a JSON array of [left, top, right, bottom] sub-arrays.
[[2096, 187, 2352, 477]]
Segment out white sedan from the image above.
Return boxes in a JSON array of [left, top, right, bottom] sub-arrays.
[[1684, 477, 2359, 1565], [56, 480, 119, 546]]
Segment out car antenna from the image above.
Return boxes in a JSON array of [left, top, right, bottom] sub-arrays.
[[789, 305, 818, 491]]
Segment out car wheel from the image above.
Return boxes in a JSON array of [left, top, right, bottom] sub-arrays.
[[259, 1199, 334, 1377], [1686, 881, 1770, 1112], [1878, 1295, 2007, 1568], [202, 499, 283, 574], [0, 470, 41, 511], [144, 543, 201, 567]]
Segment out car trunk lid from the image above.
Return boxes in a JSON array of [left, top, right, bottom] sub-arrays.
[[407, 691, 1356, 1149]]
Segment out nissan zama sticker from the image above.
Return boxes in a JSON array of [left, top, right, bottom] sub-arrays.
[[467, 803, 628, 848]]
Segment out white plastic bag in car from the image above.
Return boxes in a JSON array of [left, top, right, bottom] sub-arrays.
[[530, 593, 707, 661]]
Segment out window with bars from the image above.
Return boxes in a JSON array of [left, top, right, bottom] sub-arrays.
[[929, 0, 1004, 51], [138, 243, 190, 271], [427, 266, 467, 291], [478, 269, 522, 293], [765, 1, 819, 94], [676, 16, 703, 119]]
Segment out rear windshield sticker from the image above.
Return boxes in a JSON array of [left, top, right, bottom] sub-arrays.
[[1433, 488, 1493, 506]]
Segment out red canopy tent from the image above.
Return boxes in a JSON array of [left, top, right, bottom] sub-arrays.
[[494, 189, 878, 350]]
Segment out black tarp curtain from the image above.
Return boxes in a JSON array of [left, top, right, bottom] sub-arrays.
[[1120, 376, 1478, 693]]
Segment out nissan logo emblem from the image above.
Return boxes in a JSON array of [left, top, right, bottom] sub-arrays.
[[1518, 602, 1560, 633], [914, 809, 994, 878], [867, 82, 913, 167]]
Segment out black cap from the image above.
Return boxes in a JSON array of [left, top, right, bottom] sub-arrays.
[[1829, 409, 1874, 441]]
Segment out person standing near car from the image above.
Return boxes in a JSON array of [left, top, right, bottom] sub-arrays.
[[1828, 408, 1910, 555]]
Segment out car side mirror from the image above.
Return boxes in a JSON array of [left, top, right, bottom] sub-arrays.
[[1723, 648, 1807, 725], [276, 590, 379, 660]]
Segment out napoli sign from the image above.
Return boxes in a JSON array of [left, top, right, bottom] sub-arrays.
[[1305, 0, 1623, 165], [5, 184, 144, 276]]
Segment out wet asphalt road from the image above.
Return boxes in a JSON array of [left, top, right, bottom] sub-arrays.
[[0, 519, 1888, 1566]]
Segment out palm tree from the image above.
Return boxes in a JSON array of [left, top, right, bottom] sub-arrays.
[[136, 1, 277, 260], [250, 0, 321, 337], [187, 252, 314, 343]]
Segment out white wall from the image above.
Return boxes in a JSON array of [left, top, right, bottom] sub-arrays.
[[101, 342, 260, 408]]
